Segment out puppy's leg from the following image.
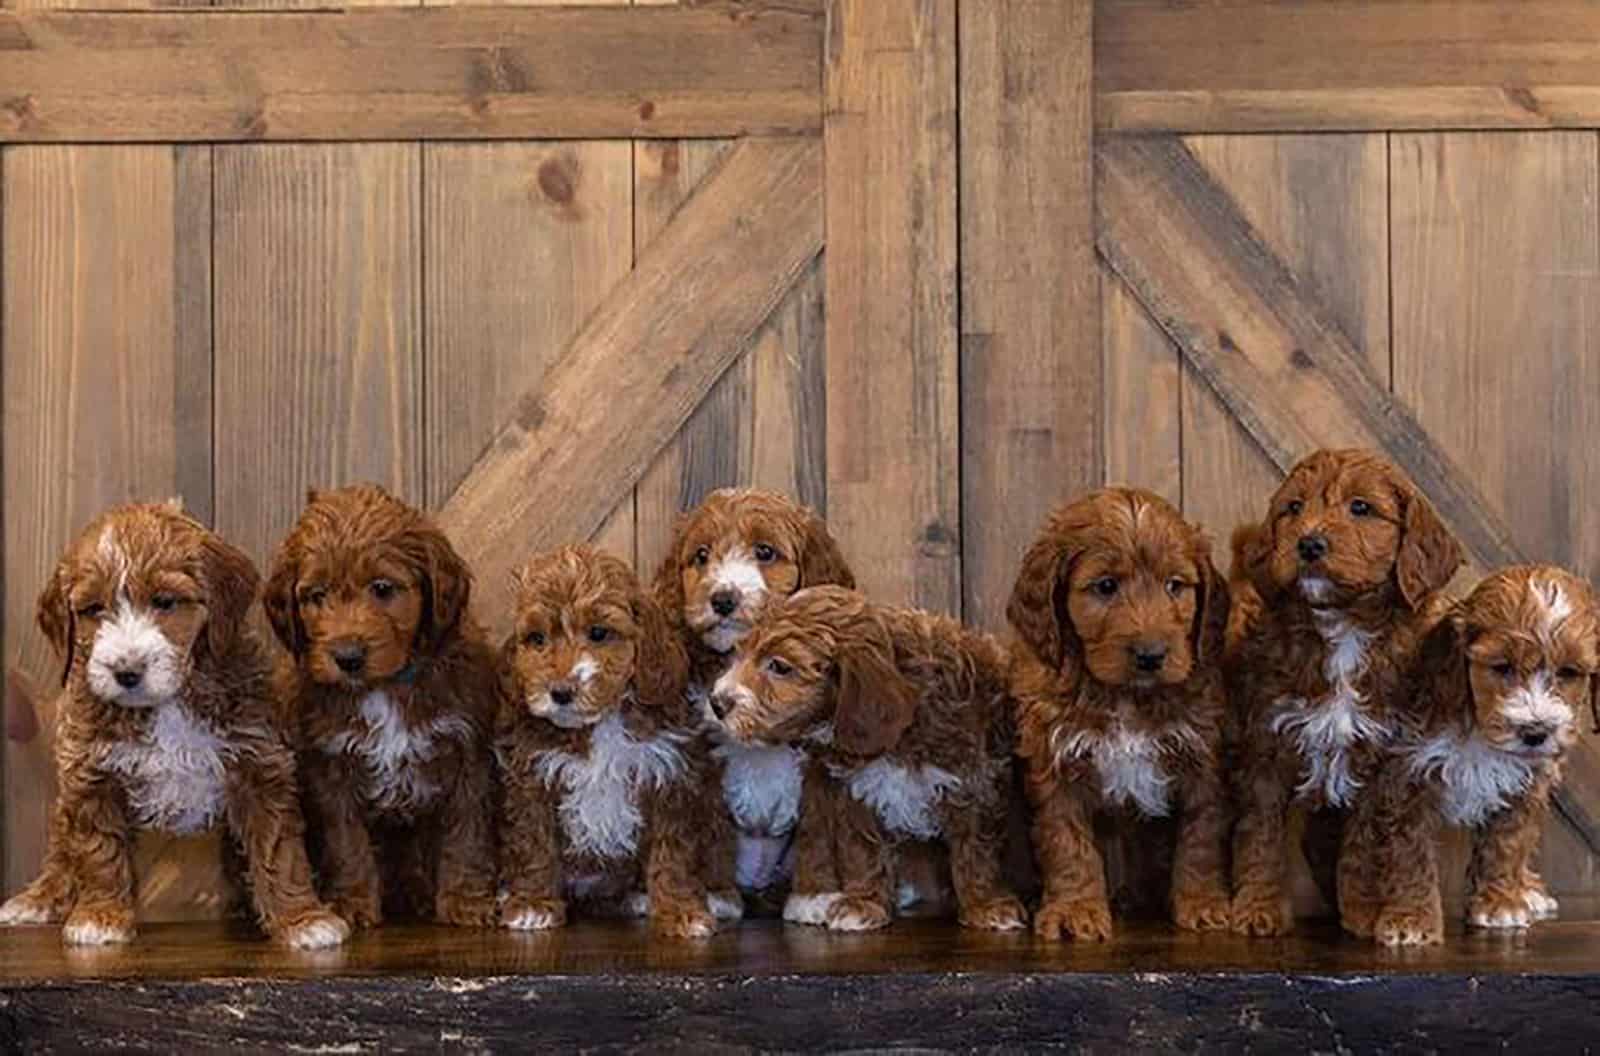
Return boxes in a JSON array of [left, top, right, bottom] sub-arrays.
[[1229, 758, 1294, 937], [784, 758, 843, 926], [226, 745, 349, 950], [301, 750, 383, 929], [434, 747, 499, 928], [1028, 766, 1112, 942], [644, 782, 716, 939], [57, 776, 136, 946], [939, 763, 1025, 931], [0, 795, 78, 926], [1467, 778, 1551, 930], [825, 784, 894, 932], [1370, 779, 1443, 946], [1171, 764, 1231, 932], [498, 766, 566, 931], [698, 759, 744, 921]]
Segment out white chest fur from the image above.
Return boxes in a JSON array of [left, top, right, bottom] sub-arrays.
[[714, 740, 806, 891], [533, 714, 690, 861], [1270, 612, 1385, 808], [323, 691, 472, 812], [1056, 720, 1198, 819], [1408, 732, 1536, 827], [103, 702, 230, 835], [840, 758, 962, 840]]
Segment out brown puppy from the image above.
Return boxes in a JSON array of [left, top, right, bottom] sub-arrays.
[[709, 586, 1027, 932], [652, 488, 859, 919], [1008, 488, 1232, 941], [265, 484, 498, 929], [1352, 566, 1598, 945], [496, 545, 719, 938], [0, 502, 347, 948], [1228, 449, 1463, 936]]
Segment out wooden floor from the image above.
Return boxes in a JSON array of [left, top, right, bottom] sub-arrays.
[[2, 919, 1599, 1051]]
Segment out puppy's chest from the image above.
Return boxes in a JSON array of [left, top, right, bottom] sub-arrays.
[[103, 702, 237, 835], [1408, 732, 1540, 827], [322, 691, 472, 813], [1055, 714, 1200, 819], [1268, 615, 1388, 808], [533, 715, 691, 861], [831, 756, 964, 840]]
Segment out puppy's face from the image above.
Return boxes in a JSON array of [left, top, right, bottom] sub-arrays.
[[1008, 489, 1227, 689], [505, 548, 647, 730], [37, 503, 259, 707], [1455, 569, 1598, 758], [264, 485, 469, 689], [1244, 449, 1462, 610], [657, 489, 853, 658], [710, 614, 835, 747]]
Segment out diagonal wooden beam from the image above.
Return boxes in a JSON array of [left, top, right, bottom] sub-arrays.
[[1096, 134, 1600, 855], [439, 136, 823, 621]]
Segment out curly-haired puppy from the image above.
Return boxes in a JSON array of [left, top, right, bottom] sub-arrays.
[[265, 484, 498, 929], [496, 545, 719, 938], [1228, 449, 1463, 936], [652, 488, 857, 918], [708, 585, 1027, 932], [1007, 488, 1232, 941], [1351, 566, 1597, 946], [0, 502, 347, 948]]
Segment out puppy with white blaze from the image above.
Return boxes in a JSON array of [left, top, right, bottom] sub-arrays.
[[0, 502, 349, 949], [1348, 566, 1598, 946]]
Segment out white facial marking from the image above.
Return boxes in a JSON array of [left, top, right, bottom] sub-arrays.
[[1534, 578, 1573, 647], [97, 525, 129, 585], [103, 702, 230, 834], [283, 915, 351, 950], [1299, 577, 1335, 604], [1271, 611, 1384, 807], [571, 655, 599, 685], [709, 549, 768, 600], [531, 713, 690, 860], [87, 597, 184, 705], [1407, 730, 1536, 827], [1501, 670, 1575, 737], [710, 668, 758, 719], [320, 691, 473, 811], [839, 758, 962, 840], [782, 891, 843, 926], [1055, 718, 1202, 819]]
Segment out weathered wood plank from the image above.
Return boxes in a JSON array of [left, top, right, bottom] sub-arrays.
[[1, 146, 212, 902], [437, 136, 824, 622], [1098, 0, 1600, 133], [825, 0, 960, 614], [0, 2, 822, 143], [1100, 270, 1180, 506], [958, 0, 1099, 631]]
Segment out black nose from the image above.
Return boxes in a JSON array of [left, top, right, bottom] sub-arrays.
[[1521, 728, 1550, 748], [332, 643, 367, 674], [1297, 534, 1330, 562], [1132, 644, 1168, 673], [709, 694, 732, 720], [113, 668, 143, 689], [550, 685, 575, 707], [710, 590, 740, 617]]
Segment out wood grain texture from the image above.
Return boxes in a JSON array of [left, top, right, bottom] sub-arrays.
[[437, 137, 824, 623], [958, 0, 1099, 631], [1100, 269, 1180, 506], [825, 0, 959, 614], [213, 144, 422, 564], [1, 146, 211, 901], [1097, 0, 1600, 133], [0, 3, 823, 143], [1391, 131, 1600, 894]]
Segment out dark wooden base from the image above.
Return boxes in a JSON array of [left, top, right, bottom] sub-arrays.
[[3, 920, 1599, 1052]]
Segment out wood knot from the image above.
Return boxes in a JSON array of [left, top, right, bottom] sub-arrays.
[[536, 156, 577, 206], [638, 100, 657, 122]]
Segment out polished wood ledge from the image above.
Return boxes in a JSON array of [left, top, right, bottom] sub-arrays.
[[2, 919, 1599, 1051]]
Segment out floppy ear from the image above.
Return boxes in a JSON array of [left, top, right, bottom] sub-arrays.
[[797, 510, 855, 590], [35, 561, 75, 687], [1413, 613, 1471, 726], [1192, 556, 1231, 666], [1232, 520, 1283, 606], [649, 514, 693, 641], [1395, 490, 1463, 609], [200, 534, 262, 662], [632, 588, 691, 726], [415, 525, 472, 650], [262, 546, 305, 656], [1006, 532, 1078, 672], [831, 617, 917, 756]]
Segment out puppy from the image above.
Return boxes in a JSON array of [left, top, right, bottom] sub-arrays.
[[1228, 449, 1463, 936], [1008, 488, 1232, 941], [1353, 566, 1597, 946], [0, 502, 347, 948], [496, 545, 718, 938], [265, 484, 498, 929], [652, 488, 857, 917], [709, 585, 1027, 932]]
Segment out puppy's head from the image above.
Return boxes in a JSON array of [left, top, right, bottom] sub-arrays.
[[1421, 566, 1599, 758], [1006, 488, 1228, 689], [263, 484, 469, 688], [652, 489, 854, 659], [1238, 449, 1462, 611], [37, 500, 259, 707], [503, 545, 686, 730], [708, 586, 916, 757]]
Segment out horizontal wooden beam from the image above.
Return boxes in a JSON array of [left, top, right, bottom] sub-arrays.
[[439, 136, 823, 621], [0, 2, 821, 143], [1097, 0, 1600, 133]]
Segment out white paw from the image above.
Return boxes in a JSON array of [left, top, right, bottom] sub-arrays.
[[1469, 905, 1532, 930], [62, 917, 134, 946], [284, 915, 350, 950], [1524, 889, 1560, 920], [0, 896, 56, 926], [707, 892, 745, 921], [896, 881, 921, 911], [782, 892, 842, 926], [676, 914, 717, 939], [504, 907, 564, 931], [621, 892, 652, 918]]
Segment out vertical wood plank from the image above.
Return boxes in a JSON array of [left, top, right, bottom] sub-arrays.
[[2, 145, 212, 896], [1101, 269, 1181, 507], [825, 0, 960, 613], [959, 0, 1099, 630], [213, 143, 422, 565]]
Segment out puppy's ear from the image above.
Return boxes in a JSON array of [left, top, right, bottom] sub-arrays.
[[1395, 489, 1463, 610], [1006, 531, 1078, 672], [1192, 555, 1231, 666], [831, 617, 917, 756], [416, 525, 472, 650], [797, 509, 855, 590], [35, 560, 75, 687], [262, 547, 306, 657], [632, 588, 690, 726], [200, 534, 262, 661], [649, 513, 693, 640], [1233, 521, 1282, 606], [1414, 612, 1471, 725]]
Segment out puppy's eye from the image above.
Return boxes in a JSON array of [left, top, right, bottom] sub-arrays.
[[692, 546, 711, 568], [150, 593, 179, 613], [523, 630, 547, 648], [587, 625, 611, 644], [369, 579, 396, 602], [1090, 577, 1119, 598], [1491, 661, 1515, 678], [1284, 499, 1304, 517], [1165, 578, 1189, 598], [765, 657, 793, 678], [302, 587, 328, 608], [1557, 666, 1584, 681], [76, 602, 106, 620], [753, 543, 778, 563], [1349, 499, 1373, 517]]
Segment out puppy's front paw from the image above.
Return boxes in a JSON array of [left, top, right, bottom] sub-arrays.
[[437, 892, 499, 928], [1172, 890, 1231, 933], [1229, 892, 1291, 937], [0, 892, 64, 926], [1033, 898, 1112, 942], [330, 892, 382, 931], [653, 905, 717, 939], [826, 896, 892, 932], [502, 897, 568, 931], [1468, 895, 1531, 931], [279, 909, 351, 950], [1522, 887, 1560, 921], [706, 889, 745, 921], [782, 891, 843, 926], [62, 905, 135, 947], [959, 895, 1028, 932], [1375, 907, 1443, 947]]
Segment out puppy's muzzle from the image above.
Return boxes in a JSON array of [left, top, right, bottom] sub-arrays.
[[549, 682, 577, 708], [331, 641, 367, 676], [1518, 723, 1554, 750], [1297, 534, 1330, 564], [708, 693, 736, 721], [1130, 642, 1168, 674], [710, 589, 741, 618], [112, 664, 145, 690]]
